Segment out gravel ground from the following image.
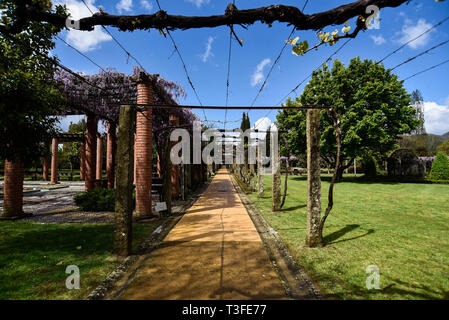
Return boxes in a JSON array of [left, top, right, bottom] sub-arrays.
[[1, 182, 188, 224]]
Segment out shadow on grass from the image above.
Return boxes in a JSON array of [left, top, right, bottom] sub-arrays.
[[290, 175, 435, 185], [323, 224, 375, 245], [282, 204, 307, 212]]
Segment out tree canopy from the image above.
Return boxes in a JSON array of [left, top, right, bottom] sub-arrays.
[[0, 0, 66, 163], [276, 57, 419, 178]]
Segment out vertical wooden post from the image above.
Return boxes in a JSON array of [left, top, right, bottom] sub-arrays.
[[114, 105, 135, 257], [271, 126, 281, 211], [306, 109, 322, 247], [258, 142, 264, 198], [169, 113, 180, 199]]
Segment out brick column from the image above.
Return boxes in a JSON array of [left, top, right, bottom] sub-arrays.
[[80, 141, 86, 181], [169, 113, 180, 199], [85, 115, 97, 191], [107, 122, 117, 189], [43, 155, 49, 181], [135, 77, 153, 217], [51, 137, 58, 184], [96, 135, 103, 181], [2, 160, 24, 217]]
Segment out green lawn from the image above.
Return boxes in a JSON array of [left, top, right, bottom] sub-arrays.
[[248, 175, 449, 300], [0, 221, 158, 300]]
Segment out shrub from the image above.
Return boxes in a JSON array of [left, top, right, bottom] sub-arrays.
[[74, 188, 115, 212], [363, 156, 377, 177], [429, 152, 449, 181]]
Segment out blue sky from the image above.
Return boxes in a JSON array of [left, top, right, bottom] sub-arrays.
[[53, 0, 449, 135]]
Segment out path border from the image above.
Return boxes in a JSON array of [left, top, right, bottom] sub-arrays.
[[229, 173, 323, 300]]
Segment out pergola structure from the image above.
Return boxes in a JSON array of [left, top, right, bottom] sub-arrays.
[[1, 71, 200, 220]]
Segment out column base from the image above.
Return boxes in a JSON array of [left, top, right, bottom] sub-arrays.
[[0, 212, 33, 221]]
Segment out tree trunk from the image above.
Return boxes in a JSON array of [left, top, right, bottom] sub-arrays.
[[305, 109, 322, 247], [114, 105, 135, 257]]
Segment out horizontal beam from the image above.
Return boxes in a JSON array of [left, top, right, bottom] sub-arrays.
[[130, 104, 332, 110]]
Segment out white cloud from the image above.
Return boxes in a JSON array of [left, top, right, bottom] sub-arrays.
[[200, 36, 214, 63], [371, 34, 386, 45], [251, 58, 271, 87], [252, 117, 272, 140], [423, 101, 449, 135], [185, 0, 210, 8], [116, 0, 133, 13], [140, 0, 153, 11], [57, 0, 112, 52], [397, 18, 434, 49]]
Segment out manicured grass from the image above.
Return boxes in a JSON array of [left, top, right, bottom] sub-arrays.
[[248, 175, 449, 299], [0, 221, 158, 300]]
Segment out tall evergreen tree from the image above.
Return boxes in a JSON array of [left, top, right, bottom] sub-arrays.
[[411, 89, 426, 135]]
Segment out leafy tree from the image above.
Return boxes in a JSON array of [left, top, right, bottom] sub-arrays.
[[436, 140, 449, 156], [277, 57, 419, 180], [430, 152, 449, 181], [0, 0, 67, 163]]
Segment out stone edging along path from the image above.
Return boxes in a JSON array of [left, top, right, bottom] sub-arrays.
[[229, 174, 323, 300], [86, 181, 210, 300]]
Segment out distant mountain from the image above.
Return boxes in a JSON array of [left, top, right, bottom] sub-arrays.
[[440, 132, 449, 141]]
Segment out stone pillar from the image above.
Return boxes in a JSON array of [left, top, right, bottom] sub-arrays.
[[271, 127, 281, 211], [107, 122, 116, 189], [169, 113, 180, 199], [85, 115, 97, 191], [43, 155, 49, 181], [114, 105, 135, 257], [306, 109, 322, 247], [135, 76, 153, 217], [1, 160, 24, 218], [96, 135, 103, 181], [51, 137, 58, 184], [80, 141, 86, 181]]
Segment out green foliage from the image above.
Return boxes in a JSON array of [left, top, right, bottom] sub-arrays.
[[74, 188, 115, 212], [436, 139, 449, 156], [0, 0, 67, 163], [276, 57, 419, 174], [430, 152, 449, 181]]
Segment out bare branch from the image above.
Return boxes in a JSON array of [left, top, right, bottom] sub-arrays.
[[13, 0, 408, 33]]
